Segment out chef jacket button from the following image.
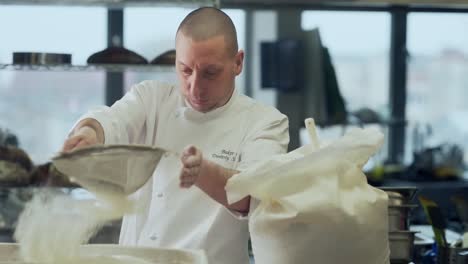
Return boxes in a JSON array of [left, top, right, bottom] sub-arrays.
[[157, 193, 164, 198], [150, 235, 158, 241]]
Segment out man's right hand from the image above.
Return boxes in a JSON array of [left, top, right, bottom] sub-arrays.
[[62, 126, 99, 152], [61, 118, 105, 152]]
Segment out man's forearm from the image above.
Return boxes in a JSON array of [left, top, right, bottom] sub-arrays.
[[195, 160, 250, 214]]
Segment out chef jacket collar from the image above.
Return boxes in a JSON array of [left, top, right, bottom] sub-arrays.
[[179, 89, 238, 121]]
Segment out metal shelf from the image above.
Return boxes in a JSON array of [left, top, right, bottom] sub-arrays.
[[0, 0, 217, 7], [221, 0, 468, 10], [1, 0, 467, 8], [0, 63, 175, 73]]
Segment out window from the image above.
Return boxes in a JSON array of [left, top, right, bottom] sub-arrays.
[[301, 11, 391, 113], [0, 6, 107, 65], [0, 6, 106, 163], [0, 6, 246, 163], [406, 13, 468, 164], [300, 11, 391, 164]]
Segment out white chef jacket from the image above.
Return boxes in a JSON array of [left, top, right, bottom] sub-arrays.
[[78, 80, 289, 264]]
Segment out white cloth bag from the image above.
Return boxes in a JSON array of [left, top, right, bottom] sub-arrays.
[[226, 119, 390, 264]]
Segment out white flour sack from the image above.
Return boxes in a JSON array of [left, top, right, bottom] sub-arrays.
[[226, 120, 390, 264]]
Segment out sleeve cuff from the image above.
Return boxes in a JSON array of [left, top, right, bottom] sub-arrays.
[[70, 106, 123, 145]]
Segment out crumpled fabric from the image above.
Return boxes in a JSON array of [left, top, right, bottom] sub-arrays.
[[226, 119, 390, 264]]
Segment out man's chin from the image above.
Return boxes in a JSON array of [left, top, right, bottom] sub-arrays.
[[189, 101, 214, 113]]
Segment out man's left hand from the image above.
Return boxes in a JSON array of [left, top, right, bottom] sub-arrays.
[[178, 144, 250, 213], [179, 145, 204, 188]]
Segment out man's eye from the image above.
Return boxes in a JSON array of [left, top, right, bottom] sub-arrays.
[[182, 69, 192, 75], [204, 71, 218, 78]]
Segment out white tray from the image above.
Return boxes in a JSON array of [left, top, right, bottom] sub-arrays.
[[0, 243, 208, 264]]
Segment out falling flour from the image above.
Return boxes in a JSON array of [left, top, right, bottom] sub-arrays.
[[14, 188, 149, 264]]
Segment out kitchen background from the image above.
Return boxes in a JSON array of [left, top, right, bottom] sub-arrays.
[[1, 0, 468, 263], [1, 4, 468, 166]]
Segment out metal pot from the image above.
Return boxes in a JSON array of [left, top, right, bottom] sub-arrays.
[[380, 186, 418, 205], [389, 231, 417, 261], [387, 191, 405, 206], [13, 52, 71, 65], [437, 246, 468, 264], [388, 204, 418, 231]]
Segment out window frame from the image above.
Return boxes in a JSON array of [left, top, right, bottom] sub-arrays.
[[238, 4, 468, 164]]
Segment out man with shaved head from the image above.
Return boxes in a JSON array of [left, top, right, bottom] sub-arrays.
[[62, 7, 289, 264], [177, 7, 239, 56]]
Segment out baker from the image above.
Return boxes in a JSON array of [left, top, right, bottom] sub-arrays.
[[61, 7, 289, 264]]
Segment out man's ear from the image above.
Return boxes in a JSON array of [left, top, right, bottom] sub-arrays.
[[234, 50, 244, 76]]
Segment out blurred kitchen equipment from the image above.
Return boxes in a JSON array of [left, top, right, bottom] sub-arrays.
[[389, 231, 417, 262], [150, 49, 175, 65], [412, 122, 432, 154], [387, 191, 408, 206], [302, 28, 347, 126], [0, 243, 208, 264], [350, 107, 382, 125], [387, 191, 404, 206], [380, 186, 418, 204], [0, 146, 77, 188], [0, 146, 33, 187], [428, 205, 448, 247], [28, 162, 78, 187], [87, 47, 148, 64], [13, 52, 71, 65], [389, 204, 419, 231], [379, 186, 419, 262], [0, 146, 33, 174], [260, 39, 303, 93], [0, 188, 35, 230], [0, 128, 18, 147], [451, 195, 468, 248], [0, 161, 30, 187], [52, 145, 171, 195], [438, 246, 468, 264], [407, 144, 465, 181], [452, 195, 468, 227], [419, 195, 447, 248]]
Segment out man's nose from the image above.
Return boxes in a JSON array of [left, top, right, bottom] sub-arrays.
[[190, 73, 204, 98]]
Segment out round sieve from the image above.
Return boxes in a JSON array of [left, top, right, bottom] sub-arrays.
[[51, 145, 174, 195]]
